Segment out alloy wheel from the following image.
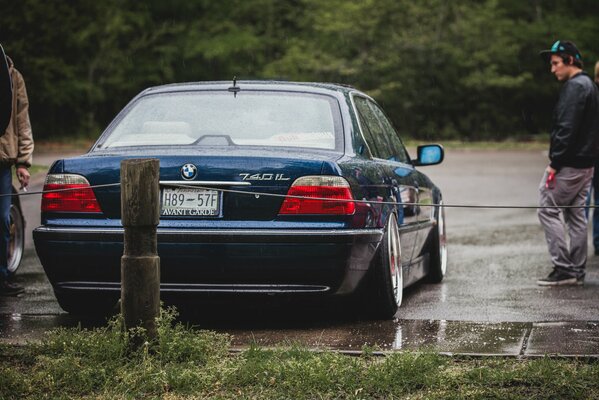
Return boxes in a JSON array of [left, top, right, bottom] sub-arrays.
[[387, 216, 402, 307], [438, 201, 447, 277], [7, 204, 24, 274]]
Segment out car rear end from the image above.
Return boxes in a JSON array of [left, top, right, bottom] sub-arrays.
[[33, 83, 384, 308]]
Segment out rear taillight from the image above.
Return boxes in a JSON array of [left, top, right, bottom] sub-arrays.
[[278, 176, 355, 215], [41, 174, 102, 213]]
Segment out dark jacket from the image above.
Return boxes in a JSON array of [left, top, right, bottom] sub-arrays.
[[549, 71, 599, 170]]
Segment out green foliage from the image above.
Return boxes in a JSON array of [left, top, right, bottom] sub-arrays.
[[1, 0, 598, 140], [155, 306, 230, 365], [2, 320, 599, 399], [0, 307, 232, 399]]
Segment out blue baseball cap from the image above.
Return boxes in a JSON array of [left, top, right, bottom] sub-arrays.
[[540, 40, 582, 62]]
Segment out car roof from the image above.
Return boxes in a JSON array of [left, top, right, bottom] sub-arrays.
[[141, 80, 362, 97]]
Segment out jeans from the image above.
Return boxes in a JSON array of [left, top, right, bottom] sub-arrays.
[[0, 166, 12, 279], [593, 164, 599, 250], [538, 167, 593, 277], [587, 162, 599, 250]]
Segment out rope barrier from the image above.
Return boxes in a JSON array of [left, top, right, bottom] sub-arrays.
[[172, 183, 595, 210], [2, 181, 597, 210], [0, 183, 120, 198]]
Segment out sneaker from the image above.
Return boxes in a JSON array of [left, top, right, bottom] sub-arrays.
[[0, 280, 25, 296], [537, 270, 579, 286]]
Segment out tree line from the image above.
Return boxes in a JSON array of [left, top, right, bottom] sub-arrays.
[[1, 0, 598, 141]]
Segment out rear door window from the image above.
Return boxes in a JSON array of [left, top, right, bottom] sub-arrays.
[[369, 103, 411, 164], [354, 96, 392, 159]]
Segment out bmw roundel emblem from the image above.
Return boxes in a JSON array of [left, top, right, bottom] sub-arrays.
[[181, 163, 197, 180]]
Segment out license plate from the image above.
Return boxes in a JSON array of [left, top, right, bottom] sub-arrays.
[[161, 188, 221, 217]]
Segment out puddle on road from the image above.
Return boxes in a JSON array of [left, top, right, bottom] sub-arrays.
[[526, 321, 599, 357], [0, 313, 526, 356], [453, 224, 544, 246], [3, 313, 599, 357], [223, 319, 527, 355], [0, 313, 104, 345]]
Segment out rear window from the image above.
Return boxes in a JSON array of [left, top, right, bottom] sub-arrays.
[[98, 91, 343, 150]]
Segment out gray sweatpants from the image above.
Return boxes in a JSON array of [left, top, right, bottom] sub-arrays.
[[538, 166, 593, 277]]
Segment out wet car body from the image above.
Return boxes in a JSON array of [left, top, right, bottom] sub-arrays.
[[33, 81, 446, 318]]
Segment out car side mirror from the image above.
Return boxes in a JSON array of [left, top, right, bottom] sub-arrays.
[[0, 44, 12, 134], [413, 144, 444, 166]]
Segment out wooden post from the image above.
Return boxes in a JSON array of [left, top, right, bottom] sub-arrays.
[[120, 159, 160, 341]]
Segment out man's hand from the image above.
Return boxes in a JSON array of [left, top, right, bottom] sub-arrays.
[[16, 166, 30, 190], [545, 166, 556, 189]]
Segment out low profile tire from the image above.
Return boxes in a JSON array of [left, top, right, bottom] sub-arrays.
[[363, 214, 403, 320], [55, 291, 119, 316], [7, 203, 24, 276], [426, 199, 447, 283]]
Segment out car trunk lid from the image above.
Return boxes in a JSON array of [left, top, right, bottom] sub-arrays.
[[55, 148, 343, 221]]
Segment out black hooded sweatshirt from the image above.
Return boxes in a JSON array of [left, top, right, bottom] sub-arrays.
[[549, 71, 599, 170]]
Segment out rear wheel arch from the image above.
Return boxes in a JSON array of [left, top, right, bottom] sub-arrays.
[[426, 192, 447, 283], [360, 212, 403, 319]]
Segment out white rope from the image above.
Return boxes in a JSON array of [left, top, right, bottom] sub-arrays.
[[3, 181, 595, 210]]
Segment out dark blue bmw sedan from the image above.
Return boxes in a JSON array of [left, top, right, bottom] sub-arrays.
[[33, 81, 446, 319]]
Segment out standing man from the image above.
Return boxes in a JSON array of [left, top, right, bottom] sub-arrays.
[[537, 40, 599, 286], [0, 44, 11, 133], [591, 61, 599, 255], [0, 54, 33, 296]]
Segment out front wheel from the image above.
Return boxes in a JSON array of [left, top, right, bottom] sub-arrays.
[[362, 214, 403, 319], [7, 203, 24, 276], [426, 199, 447, 283]]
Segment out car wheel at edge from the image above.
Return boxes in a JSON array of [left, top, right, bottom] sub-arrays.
[[364, 214, 403, 319], [7, 204, 24, 276], [426, 198, 447, 283]]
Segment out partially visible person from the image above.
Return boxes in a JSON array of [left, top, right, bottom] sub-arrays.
[[0, 55, 33, 296], [537, 40, 599, 286], [591, 60, 599, 255], [0, 44, 11, 134]]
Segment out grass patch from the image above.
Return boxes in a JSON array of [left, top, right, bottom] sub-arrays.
[[405, 137, 548, 151], [33, 137, 550, 155], [35, 137, 95, 153], [11, 164, 48, 188], [1, 308, 599, 399], [27, 164, 48, 175]]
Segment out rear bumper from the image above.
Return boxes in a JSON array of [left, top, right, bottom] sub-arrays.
[[34, 226, 383, 296]]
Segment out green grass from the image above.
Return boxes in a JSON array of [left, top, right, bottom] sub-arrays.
[[10, 164, 48, 188], [35, 137, 95, 152], [33, 136, 550, 155], [1, 308, 598, 399], [28, 164, 48, 175], [405, 138, 548, 151]]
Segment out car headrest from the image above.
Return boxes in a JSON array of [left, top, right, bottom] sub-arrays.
[[141, 121, 192, 136]]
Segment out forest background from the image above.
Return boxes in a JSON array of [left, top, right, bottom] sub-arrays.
[[1, 0, 598, 142]]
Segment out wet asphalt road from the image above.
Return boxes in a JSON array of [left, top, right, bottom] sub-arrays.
[[1, 148, 599, 355]]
